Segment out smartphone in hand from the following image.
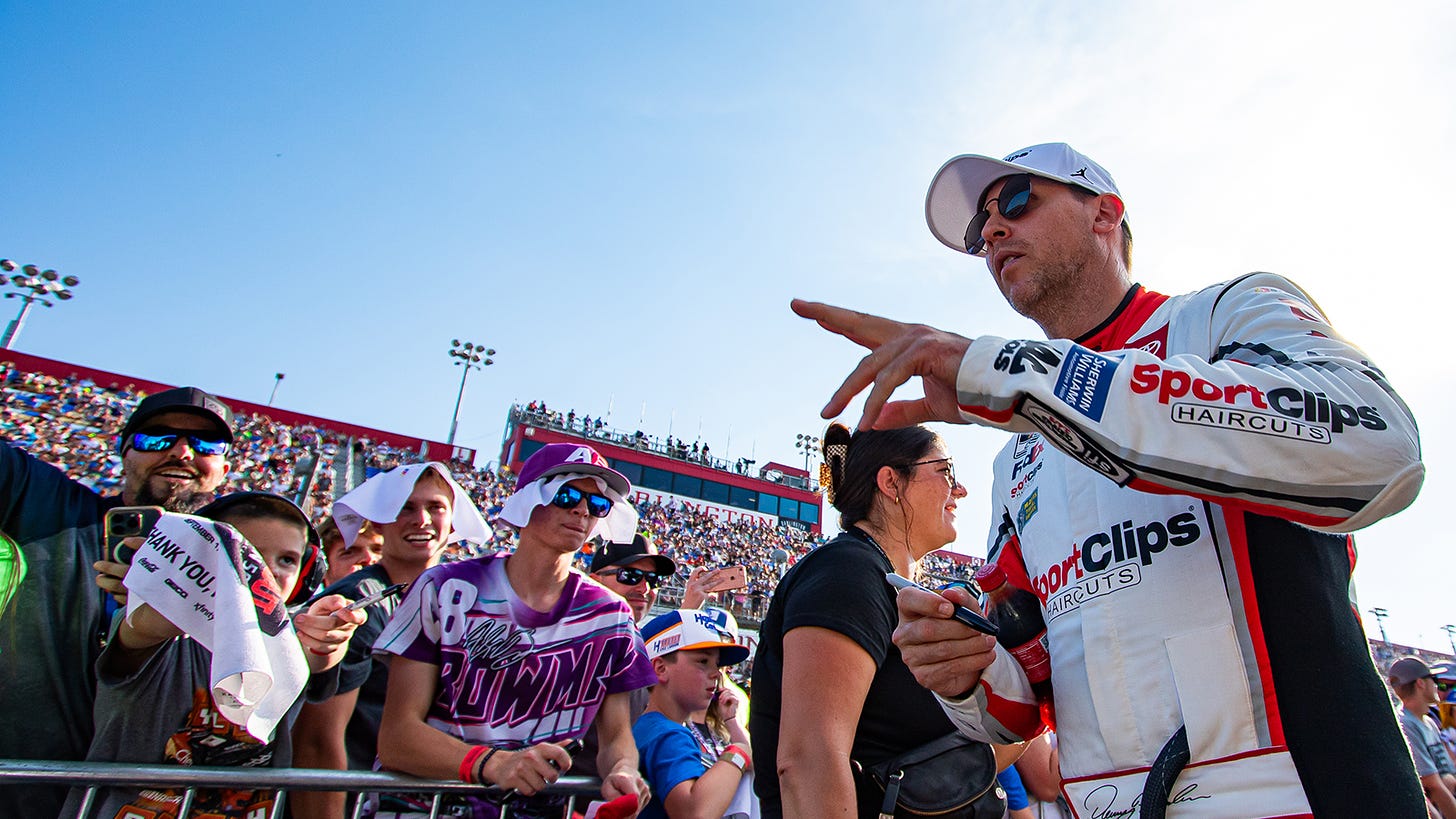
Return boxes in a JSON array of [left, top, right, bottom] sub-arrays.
[[103, 506, 164, 564], [700, 565, 748, 593]]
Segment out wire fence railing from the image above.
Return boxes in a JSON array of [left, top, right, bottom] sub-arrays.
[[2, 758, 605, 819]]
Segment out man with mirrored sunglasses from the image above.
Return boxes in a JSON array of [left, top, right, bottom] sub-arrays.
[[591, 533, 679, 624], [794, 142, 1425, 817], [0, 384, 236, 818], [554, 483, 616, 519]]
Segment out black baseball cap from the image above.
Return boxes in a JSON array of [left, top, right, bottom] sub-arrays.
[[590, 533, 676, 577], [120, 386, 235, 449], [196, 491, 320, 547], [1388, 656, 1455, 685]]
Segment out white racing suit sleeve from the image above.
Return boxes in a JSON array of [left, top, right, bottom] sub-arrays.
[[952, 273, 1422, 533]]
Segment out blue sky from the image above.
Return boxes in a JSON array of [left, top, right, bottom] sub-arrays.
[[4, 1, 1455, 649]]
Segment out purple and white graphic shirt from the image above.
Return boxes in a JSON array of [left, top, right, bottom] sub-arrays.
[[374, 554, 655, 746]]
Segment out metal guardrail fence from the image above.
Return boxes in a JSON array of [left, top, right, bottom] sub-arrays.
[[1, 759, 604, 819]]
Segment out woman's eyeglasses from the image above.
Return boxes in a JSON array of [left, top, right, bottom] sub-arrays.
[[964, 173, 1034, 256], [550, 485, 614, 518], [910, 457, 957, 489]]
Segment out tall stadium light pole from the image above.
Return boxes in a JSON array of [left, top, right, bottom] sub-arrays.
[[794, 433, 820, 474], [1, 260, 80, 349], [267, 373, 285, 406], [446, 340, 494, 446], [1443, 625, 1456, 656], [1368, 607, 1390, 645]]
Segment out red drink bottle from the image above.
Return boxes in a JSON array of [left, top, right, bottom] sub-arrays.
[[974, 562, 1056, 731]]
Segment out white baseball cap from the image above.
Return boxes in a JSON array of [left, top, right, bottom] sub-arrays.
[[925, 142, 1125, 254], [641, 608, 750, 665]]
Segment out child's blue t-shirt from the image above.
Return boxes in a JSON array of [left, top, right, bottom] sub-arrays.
[[634, 711, 712, 819]]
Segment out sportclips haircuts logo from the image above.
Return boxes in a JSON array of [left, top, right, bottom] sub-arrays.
[[1032, 510, 1202, 619], [1129, 364, 1386, 442]]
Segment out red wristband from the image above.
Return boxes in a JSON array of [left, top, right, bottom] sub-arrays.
[[721, 744, 749, 771], [459, 745, 488, 783], [307, 646, 333, 656]]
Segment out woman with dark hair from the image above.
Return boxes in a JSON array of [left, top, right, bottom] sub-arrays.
[[749, 423, 1001, 817]]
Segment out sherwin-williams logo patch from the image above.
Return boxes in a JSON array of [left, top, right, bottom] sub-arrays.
[[1054, 348, 1118, 422]]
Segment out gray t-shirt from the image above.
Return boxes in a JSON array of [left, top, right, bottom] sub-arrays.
[[1400, 707, 1455, 778], [59, 633, 316, 818]]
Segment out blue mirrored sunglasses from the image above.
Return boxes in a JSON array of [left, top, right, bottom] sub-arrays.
[[129, 429, 231, 457], [550, 484, 613, 518]]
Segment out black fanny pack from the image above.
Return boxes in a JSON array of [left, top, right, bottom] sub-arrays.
[[856, 732, 1005, 818]]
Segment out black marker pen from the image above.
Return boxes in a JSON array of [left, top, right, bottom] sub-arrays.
[[885, 573, 1000, 637]]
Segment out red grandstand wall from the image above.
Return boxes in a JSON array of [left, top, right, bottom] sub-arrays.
[[0, 349, 472, 461], [499, 419, 823, 533]]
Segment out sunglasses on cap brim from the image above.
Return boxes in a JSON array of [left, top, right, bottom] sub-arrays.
[[127, 429, 231, 457], [550, 484, 614, 518], [964, 173, 1033, 257]]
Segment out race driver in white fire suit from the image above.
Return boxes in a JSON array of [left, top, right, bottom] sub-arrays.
[[792, 143, 1425, 818]]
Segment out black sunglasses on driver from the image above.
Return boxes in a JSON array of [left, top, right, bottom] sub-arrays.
[[964, 173, 1034, 257], [550, 484, 614, 518]]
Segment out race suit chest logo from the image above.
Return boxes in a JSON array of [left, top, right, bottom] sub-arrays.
[[1030, 509, 1202, 619], [1128, 363, 1386, 442], [1009, 435, 1044, 500]]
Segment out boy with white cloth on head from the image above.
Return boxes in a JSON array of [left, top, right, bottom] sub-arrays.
[[374, 443, 655, 819]]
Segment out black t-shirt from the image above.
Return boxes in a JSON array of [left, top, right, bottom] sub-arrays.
[[317, 562, 401, 769], [0, 440, 123, 819], [749, 529, 957, 817]]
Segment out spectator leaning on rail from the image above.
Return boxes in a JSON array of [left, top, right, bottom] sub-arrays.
[[62, 491, 365, 819], [292, 462, 490, 819], [795, 142, 1426, 816], [374, 443, 654, 818], [0, 385, 235, 819]]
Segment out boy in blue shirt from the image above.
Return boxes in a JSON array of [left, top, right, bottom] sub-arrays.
[[634, 609, 753, 819]]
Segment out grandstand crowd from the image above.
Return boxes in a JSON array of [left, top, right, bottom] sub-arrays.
[[0, 367, 979, 616]]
